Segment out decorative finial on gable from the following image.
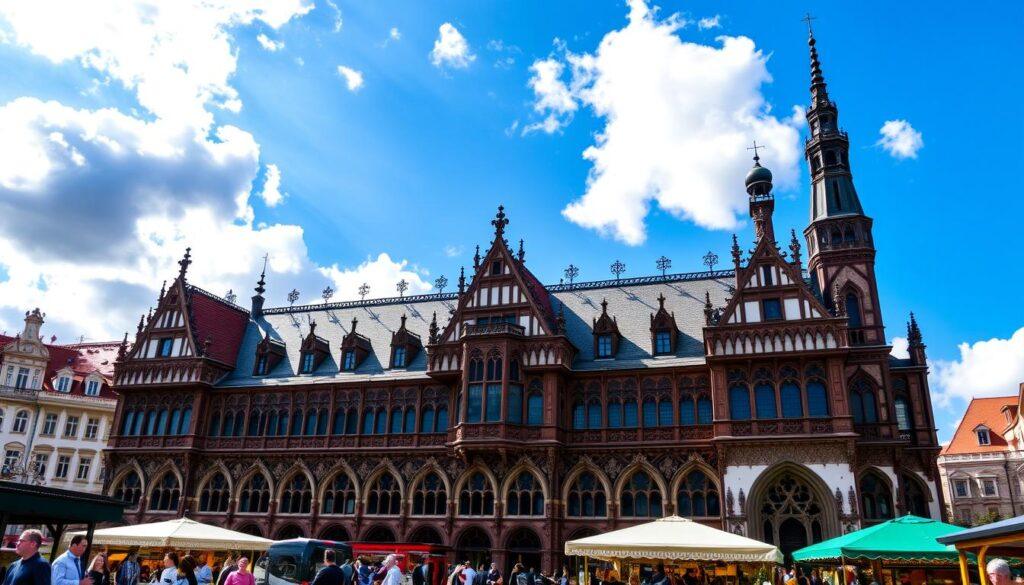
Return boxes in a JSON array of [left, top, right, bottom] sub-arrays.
[[600, 298, 609, 315], [657, 293, 666, 310], [908, 312, 923, 345], [428, 312, 439, 344], [491, 204, 509, 240], [400, 314, 407, 329], [117, 332, 129, 362], [159, 280, 166, 301], [517, 239, 525, 263], [255, 253, 268, 296], [789, 229, 802, 267], [178, 247, 192, 281], [458, 266, 466, 294], [309, 320, 317, 336], [731, 234, 742, 268], [137, 314, 145, 334], [556, 302, 566, 334], [473, 245, 481, 271], [351, 317, 358, 333], [703, 290, 714, 326]]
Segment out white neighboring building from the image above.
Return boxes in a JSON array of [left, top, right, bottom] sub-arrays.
[[0, 308, 119, 493]]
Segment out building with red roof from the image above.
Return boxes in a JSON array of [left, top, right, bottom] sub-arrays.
[[938, 394, 1024, 526], [0, 308, 119, 495]]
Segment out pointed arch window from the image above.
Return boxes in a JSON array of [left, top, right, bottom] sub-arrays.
[[592, 299, 621, 359], [362, 410, 375, 435], [467, 357, 483, 423], [239, 474, 271, 513], [253, 333, 286, 376], [412, 472, 447, 516], [845, 292, 863, 328], [390, 409, 404, 434], [484, 354, 502, 422], [366, 473, 401, 515], [148, 472, 180, 512], [322, 473, 356, 515], [572, 402, 585, 430], [113, 471, 142, 509], [894, 397, 913, 432], [199, 473, 230, 513], [754, 382, 777, 419], [620, 470, 662, 518], [588, 400, 602, 429], [436, 403, 449, 432], [506, 471, 544, 516], [247, 410, 262, 436], [508, 380, 523, 424], [279, 474, 312, 514], [458, 472, 494, 516], [390, 315, 422, 369], [850, 378, 878, 424], [729, 385, 751, 421], [780, 382, 803, 418], [526, 380, 543, 426], [567, 472, 607, 518], [806, 366, 829, 418], [420, 407, 435, 433], [697, 396, 712, 424], [676, 469, 720, 518], [859, 473, 893, 523]]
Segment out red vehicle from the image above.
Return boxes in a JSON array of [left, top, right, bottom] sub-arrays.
[[351, 543, 450, 585]]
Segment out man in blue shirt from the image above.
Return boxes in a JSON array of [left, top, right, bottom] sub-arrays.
[[3, 529, 51, 585], [52, 536, 92, 585]]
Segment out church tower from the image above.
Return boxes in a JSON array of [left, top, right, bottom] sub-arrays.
[[802, 27, 884, 346]]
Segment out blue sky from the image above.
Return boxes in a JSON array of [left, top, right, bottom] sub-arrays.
[[0, 0, 1020, 442]]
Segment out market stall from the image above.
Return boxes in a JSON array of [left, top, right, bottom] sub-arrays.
[[792, 515, 967, 585], [937, 514, 1024, 585], [565, 516, 782, 585], [65, 517, 272, 582]]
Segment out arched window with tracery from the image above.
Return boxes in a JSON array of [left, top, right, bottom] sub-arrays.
[[198, 473, 230, 513], [527, 380, 543, 426], [619, 470, 662, 518], [849, 377, 878, 424], [805, 365, 829, 417], [859, 473, 893, 523], [458, 472, 494, 516], [901, 474, 930, 518], [845, 292, 863, 328], [729, 385, 751, 420], [755, 382, 777, 419], [412, 472, 447, 516], [322, 472, 357, 515], [366, 473, 401, 515], [466, 357, 484, 423], [780, 379, 803, 419], [506, 471, 544, 516], [759, 472, 825, 548], [390, 408, 403, 434], [247, 410, 261, 436], [148, 472, 180, 512], [238, 474, 271, 513], [676, 469, 720, 518], [436, 402, 449, 432], [208, 410, 221, 436], [279, 474, 312, 514], [112, 471, 142, 509], [567, 472, 607, 517]]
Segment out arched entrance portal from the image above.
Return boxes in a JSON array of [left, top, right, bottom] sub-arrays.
[[750, 466, 837, 564], [363, 526, 397, 543], [455, 527, 492, 568], [408, 525, 445, 545], [504, 528, 542, 575]]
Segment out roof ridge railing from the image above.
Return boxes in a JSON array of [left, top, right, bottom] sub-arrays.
[[187, 284, 251, 314], [261, 269, 736, 315]]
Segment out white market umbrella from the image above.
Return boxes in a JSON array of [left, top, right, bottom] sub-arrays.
[[565, 515, 782, 564], [67, 517, 272, 551]]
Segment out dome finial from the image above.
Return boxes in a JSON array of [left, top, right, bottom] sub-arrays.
[[744, 140, 773, 195]]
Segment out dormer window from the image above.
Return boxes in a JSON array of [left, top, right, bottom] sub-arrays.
[[389, 314, 421, 369], [84, 379, 100, 396], [649, 294, 679, 356], [342, 350, 356, 371], [340, 318, 373, 372], [56, 376, 71, 393], [297, 321, 330, 375], [300, 352, 315, 373], [253, 332, 286, 376], [977, 427, 991, 446], [592, 299, 620, 360]]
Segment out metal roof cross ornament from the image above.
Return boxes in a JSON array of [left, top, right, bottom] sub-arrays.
[[435, 275, 448, 294], [358, 282, 370, 300], [656, 256, 672, 278], [397, 279, 408, 297], [564, 264, 579, 285], [321, 286, 334, 304], [178, 247, 192, 280], [610, 260, 626, 281], [225, 289, 237, 305], [802, 12, 817, 35], [747, 140, 765, 163], [703, 251, 719, 272], [491, 205, 509, 239], [287, 288, 300, 306]]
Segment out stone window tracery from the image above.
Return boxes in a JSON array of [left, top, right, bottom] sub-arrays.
[[849, 377, 878, 424], [567, 471, 607, 517], [458, 471, 494, 516], [759, 473, 824, 546], [619, 470, 662, 518], [113, 470, 142, 509], [506, 471, 544, 516], [148, 472, 180, 512], [412, 471, 447, 516], [322, 472, 357, 515], [198, 472, 230, 513], [366, 472, 401, 515], [279, 474, 312, 514], [238, 474, 271, 513], [676, 469, 720, 518], [859, 472, 893, 523]]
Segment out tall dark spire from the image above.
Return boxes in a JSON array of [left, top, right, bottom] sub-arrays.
[[251, 253, 268, 317], [807, 25, 830, 108]]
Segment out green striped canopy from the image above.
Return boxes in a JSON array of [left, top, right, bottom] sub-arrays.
[[792, 515, 964, 563]]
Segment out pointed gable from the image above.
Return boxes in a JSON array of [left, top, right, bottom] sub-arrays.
[[592, 299, 621, 358], [649, 294, 679, 355], [389, 314, 422, 368]]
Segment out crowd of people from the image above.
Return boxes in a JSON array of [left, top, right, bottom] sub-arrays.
[[0, 530, 255, 585], [445, 561, 568, 585]]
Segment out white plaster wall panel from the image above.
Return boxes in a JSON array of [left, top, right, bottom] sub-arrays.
[[784, 298, 801, 320], [745, 301, 761, 323]]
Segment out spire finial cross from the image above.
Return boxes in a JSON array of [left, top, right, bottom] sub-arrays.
[[747, 140, 765, 163], [491, 204, 509, 238], [802, 12, 816, 35]]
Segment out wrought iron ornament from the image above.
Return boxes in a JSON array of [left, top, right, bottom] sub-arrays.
[[610, 260, 626, 281]]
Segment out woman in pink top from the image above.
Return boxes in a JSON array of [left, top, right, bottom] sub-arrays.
[[224, 558, 255, 585]]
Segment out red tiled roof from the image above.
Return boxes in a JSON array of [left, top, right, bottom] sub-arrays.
[[515, 259, 555, 330], [942, 396, 1018, 455], [0, 336, 120, 399], [188, 287, 249, 367]]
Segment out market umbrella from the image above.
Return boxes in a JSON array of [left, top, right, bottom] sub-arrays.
[[565, 515, 782, 563], [792, 515, 964, 563], [66, 517, 273, 550]]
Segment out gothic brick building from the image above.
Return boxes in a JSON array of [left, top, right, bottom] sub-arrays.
[[104, 30, 943, 569]]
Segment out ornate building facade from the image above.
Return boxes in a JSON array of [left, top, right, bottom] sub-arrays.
[[104, 31, 943, 568]]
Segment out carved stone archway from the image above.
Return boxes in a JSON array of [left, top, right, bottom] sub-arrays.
[[747, 464, 839, 560]]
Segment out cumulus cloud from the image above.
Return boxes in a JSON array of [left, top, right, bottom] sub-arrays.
[[890, 336, 910, 360], [0, 0, 429, 341], [319, 253, 432, 301], [389, 27, 401, 41], [256, 33, 284, 52], [698, 15, 721, 30], [930, 327, 1024, 408], [430, 23, 474, 69], [337, 65, 364, 91], [325, 0, 343, 33], [877, 119, 923, 159], [526, 0, 803, 244]]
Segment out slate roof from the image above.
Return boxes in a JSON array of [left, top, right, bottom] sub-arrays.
[[219, 270, 734, 387], [941, 396, 1017, 456]]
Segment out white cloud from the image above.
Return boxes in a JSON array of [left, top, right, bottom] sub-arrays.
[[930, 327, 1024, 408], [523, 58, 576, 134], [890, 336, 910, 359], [430, 23, 474, 69], [259, 163, 285, 206], [443, 245, 463, 258], [337, 65, 364, 91], [389, 27, 401, 41], [698, 15, 721, 30], [526, 0, 803, 245], [319, 253, 432, 301], [325, 0, 343, 33], [877, 119, 923, 159], [256, 33, 284, 52]]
